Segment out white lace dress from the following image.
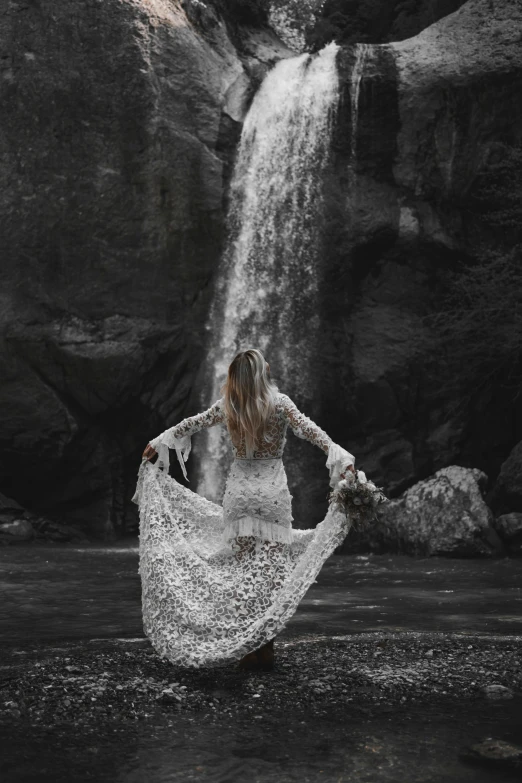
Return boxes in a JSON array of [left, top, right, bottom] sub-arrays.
[[132, 392, 355, 668]]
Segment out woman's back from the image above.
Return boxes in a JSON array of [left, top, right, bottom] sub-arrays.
[[162, 391, 333, 462], [226, 392, 331, 459]]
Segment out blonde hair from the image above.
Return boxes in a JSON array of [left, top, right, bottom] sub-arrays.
[[222, 349, 278, 458]]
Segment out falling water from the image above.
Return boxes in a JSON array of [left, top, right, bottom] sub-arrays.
[[349, 43, 370, 184], [197, 43, 340, 501]]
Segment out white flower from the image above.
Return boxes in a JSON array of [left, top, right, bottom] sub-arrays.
[[338, 479, 348, 489], [356, 470, 367, 484], [343, 471, 355, 486]]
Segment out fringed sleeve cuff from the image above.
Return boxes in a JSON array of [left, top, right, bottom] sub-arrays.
[[326, 443, 355, 489], [149, 433, 192, 482]]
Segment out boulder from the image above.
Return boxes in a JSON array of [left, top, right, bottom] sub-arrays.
[[0, 492, 24, 524], [347, 466, 503, 557], [0, 491, 87, 543], [480, 684, 514, 700], [31, 517, 89, 543], [0, 519, 34, 541], [493, 512, 522, 556], [489, 441, 522, 515], [463, 738, 522, 771]]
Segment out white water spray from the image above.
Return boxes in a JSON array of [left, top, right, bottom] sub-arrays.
[[198, 43, 341, 501]]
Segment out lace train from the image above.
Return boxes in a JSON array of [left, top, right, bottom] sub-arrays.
[[135, 460, 352, 668]]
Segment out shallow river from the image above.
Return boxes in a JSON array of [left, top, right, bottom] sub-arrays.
[[1, 545, 521, 782]]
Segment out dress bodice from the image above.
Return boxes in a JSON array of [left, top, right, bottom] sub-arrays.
[[152, 392, 332, 460]]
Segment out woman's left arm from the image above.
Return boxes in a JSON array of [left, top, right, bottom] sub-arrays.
[[278, 394, 355, 483]]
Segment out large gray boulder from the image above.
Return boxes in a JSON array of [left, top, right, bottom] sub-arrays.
[[347, 466, 503, 557]]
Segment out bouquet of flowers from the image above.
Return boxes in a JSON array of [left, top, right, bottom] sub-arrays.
[[329, 469, 387, 531]]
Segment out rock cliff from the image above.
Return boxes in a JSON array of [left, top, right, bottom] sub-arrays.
[[1, 0, 521, 540], [0, 0, 289, 536], [314, 0, 522, 524]]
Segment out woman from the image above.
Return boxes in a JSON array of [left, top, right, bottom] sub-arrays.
[[135, 348, 356, 671]]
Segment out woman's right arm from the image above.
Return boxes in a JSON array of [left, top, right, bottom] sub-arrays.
[[142, 399, 225, 479], [144, 399, 224, 454]]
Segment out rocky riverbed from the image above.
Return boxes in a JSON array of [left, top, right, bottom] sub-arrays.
[[2, 634, 521, 727], [1, 546, 521, 781]]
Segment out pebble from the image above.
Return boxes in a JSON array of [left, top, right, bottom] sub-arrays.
[[464, 738, 522, 769], [481, 684, 514, 700], [0, 638, 520, 728]]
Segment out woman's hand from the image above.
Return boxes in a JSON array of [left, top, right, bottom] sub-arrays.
[[340, 464, 356, 479], [142, 444, 158, 461]]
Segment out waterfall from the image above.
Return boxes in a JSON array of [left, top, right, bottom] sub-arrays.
[[349, 43, 369, 184], [197, 42, 340, 501]]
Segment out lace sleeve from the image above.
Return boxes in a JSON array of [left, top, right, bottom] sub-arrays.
[[278, 394, 355, 487], [149, 399, 225, 481], [278, 394, 332, 454]]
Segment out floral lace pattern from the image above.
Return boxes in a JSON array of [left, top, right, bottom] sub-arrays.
[[135, 391, 355, 667], [135, 461, 352, 668], [149, 392, 332, 460], [222, 458, 294, 544]]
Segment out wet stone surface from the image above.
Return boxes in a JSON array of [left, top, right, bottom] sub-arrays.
[[1, 545, 521, 781]]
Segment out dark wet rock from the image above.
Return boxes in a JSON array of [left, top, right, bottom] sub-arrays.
[[1, 0, 522, 538], [268, 0, 468, 53], [314, 0, 522, 525], [183, 0, 221, 31], [463, 738, 522, 770], [0, 492, 24, 524], [345, 466, 503, 557], [494, 513, 522, 557], [0, 492, 87, 543], [32, 517, 89, 543], [481, 684, 514, 700], [0, 0, 289, 536], [0, 519, 34, 541], [306, 0, 468, 51], [489, 440, 522, 515]]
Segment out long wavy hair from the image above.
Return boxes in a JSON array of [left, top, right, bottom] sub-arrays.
[[222, 349, 278, 458]]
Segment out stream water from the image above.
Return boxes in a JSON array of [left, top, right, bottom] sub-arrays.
[[1, 545, 521, 643], [1, 546, 521, 782], [198, 43, 340, 502]]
